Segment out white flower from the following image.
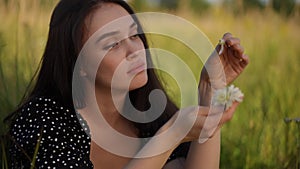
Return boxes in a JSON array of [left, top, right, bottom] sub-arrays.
[[218, 39, 225, 55], [212, 84, 244, 110]]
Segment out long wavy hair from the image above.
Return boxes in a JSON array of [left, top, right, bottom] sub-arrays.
[[5, 0, 178, 137]]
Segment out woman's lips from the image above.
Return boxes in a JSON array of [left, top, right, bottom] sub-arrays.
[[127, 63, 146, 75]]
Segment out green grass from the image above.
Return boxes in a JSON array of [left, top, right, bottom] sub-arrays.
[[0, 0, 300, 168]]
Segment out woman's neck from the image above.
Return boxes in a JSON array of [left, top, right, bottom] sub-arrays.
[[95, 86, 127, 126], [79, 82, 138, 138]]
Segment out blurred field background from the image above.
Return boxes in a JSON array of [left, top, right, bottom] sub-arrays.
[[0, 0, 300, 168]]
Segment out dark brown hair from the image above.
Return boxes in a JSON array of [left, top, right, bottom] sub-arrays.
[[6, 0, 178, 137]]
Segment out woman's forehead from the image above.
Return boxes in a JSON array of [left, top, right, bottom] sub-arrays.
[[85, 3, 134, 37]]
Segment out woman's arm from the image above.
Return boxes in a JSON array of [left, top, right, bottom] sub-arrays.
[[124, 104, 216, 169], [185, 33, 249, 169], [186, 130, 221, 169], [124, 103, 237, 169], [124, 119, 180, 169], [125, 32, 249, 168], [124, 147, 177, 169], [185, 80, 221, 169]]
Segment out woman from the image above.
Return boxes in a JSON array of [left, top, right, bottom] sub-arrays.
[[7, 0, 249, 168]]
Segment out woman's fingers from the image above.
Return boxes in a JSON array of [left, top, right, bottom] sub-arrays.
[[222, 33, 240, 47], [197, 103, 239, 124], [223, 36, 248, 67], [219, 101, 240, 125], [226, 39, 244, 56], [232, 44, 244, 57], [216, 33, 248, 65], [241, 54, 250, 65], [225, 38, 240, 47], [221, 33, 244, 56], [187, 103, 240, 140], [222, 32, 233, 40]]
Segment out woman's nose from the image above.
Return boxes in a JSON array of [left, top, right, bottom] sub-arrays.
[[127, 52, 138, 61], [125, 39, 141, 61]]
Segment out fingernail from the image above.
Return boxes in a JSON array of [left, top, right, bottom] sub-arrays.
[[198, 137, 209, 144]]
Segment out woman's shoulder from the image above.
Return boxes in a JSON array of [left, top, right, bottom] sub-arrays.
[[11, 95, 91, 142], [12, 96, 88, 128], [9, 96, 93, 168], [16, 96, 72, 117], [11, 96, 80, 132]]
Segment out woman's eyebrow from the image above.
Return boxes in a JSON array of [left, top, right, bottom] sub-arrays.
[[95, 22, 138, 44], [95, 31, 119, 44], [130, 22, 137, 29]]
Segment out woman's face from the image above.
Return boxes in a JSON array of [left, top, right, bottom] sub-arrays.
[[83, 3, 148, 92]]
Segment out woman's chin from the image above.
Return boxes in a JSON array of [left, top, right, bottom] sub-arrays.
[[129, 70, 148, 91]]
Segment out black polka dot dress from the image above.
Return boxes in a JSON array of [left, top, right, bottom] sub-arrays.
[[9, 96, 190, 168], [9, 96, 93, 169]]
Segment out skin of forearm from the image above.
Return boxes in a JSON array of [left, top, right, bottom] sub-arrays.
[[198, 79, 212, 107], [184, 80, 220, 169], [186, 131, 220, 169], [124, 148, 176, 169], [124, 122, 180, 169]]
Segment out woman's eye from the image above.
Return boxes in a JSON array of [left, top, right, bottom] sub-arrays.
[[104, 41, 121, 50], [111, 41, 121, 48], [130, 34, 139, 40]]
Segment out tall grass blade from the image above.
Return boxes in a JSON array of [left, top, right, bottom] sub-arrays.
[[30, 128, 43, 169]]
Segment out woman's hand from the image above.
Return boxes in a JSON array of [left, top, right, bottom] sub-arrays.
[[200, 33, 249, 88], [159, 102, 240, 144], [183, 102, 239, 143]]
